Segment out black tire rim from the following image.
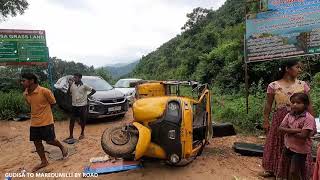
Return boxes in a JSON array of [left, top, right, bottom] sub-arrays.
[[110, 128, 130, 145]]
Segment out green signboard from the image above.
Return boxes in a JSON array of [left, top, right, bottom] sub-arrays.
[[0, 29, 49, 66]]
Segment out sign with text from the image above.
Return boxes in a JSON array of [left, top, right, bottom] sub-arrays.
[[0, 29, 49, 66], [245, 0, 320, 62], [268, 0, 320, 10]]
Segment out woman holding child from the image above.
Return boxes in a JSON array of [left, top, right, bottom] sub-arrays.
[[260, 60, 315, 179]]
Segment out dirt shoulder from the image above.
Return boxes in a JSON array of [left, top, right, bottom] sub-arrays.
[[0, 110, 264, 180]]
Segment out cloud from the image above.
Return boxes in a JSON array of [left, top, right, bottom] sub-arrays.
[[47, 0, 90, 10], [1, 0, 226, 67]]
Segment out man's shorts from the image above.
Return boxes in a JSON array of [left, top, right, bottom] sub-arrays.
[[72, 105, 88, 120], [30, 124, 56, 142]]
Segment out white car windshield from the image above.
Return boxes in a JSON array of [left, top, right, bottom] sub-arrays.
[[82, 78, 113, 91], [114, 80, 137, 88]]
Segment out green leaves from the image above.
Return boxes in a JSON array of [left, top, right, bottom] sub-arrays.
[[0, 91, 28, 120], [133, 0, 247, 89], [95, 67, 112, 82], [0, 0, 29, 21]]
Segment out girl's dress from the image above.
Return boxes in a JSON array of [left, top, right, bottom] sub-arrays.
[[262, 80, 311, 177]]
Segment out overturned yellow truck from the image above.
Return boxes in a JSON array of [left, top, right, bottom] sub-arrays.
[[101, 81, 235, 166]]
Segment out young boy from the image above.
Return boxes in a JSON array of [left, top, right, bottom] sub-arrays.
[[278, 93, 316, 180], [21, 73, 68, 172]]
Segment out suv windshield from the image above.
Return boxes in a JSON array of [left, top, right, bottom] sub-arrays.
[[115, 80, 134, 88], [82, 77, 113, 91]]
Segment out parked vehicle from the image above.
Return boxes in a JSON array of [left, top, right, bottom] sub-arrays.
[[54, 75, 128, 119], [101, 81, 236, 166], [114, 78, 142, 105]]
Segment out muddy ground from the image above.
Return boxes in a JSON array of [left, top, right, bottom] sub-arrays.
[[0, 109, 267, 180]]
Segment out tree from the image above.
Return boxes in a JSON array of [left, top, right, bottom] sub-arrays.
[[95, 67, 112, 82], [182, 7, 210, 31], [0, 0, 29, 21], [51, 57, 96, 81]]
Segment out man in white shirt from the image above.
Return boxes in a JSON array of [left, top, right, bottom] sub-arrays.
[[64, 73, 96, 143]]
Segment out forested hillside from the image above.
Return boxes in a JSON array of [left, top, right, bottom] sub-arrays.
[[133, 0, 320, 93], [133, 0, 245, 91], [104, 60, 139, 79]]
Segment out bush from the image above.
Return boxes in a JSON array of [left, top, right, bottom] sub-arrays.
[[0, 91, 29, 120], [311, 72, 320, 117], [0, 90, 68, 121], [52, 106, 69, 121], [213, 92, 265, 132]]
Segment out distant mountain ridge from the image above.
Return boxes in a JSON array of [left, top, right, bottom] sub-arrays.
[[104, 60, 139, 78]]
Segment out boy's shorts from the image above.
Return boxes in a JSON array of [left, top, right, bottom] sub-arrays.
[[30, 124, 56, 142]]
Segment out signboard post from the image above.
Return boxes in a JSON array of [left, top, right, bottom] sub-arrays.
[[0, 29, 53, 89]]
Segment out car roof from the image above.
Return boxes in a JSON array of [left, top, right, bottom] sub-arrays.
[[82, 76, 102, 79], [118, 78, 142, 81]]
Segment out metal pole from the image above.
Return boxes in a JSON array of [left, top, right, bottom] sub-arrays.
[[47, 48, 54, 90], [245, 62, 249, 114], [244, 33, 249, 114], [244, 2, 249, 114], [43, 30, 53, 90], [307, 57, 312, 81]]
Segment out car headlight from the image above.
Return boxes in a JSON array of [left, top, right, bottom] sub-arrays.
[[88, 97, 99, 104], [125, 91, 134, 96], [88, 97, 96, 101]]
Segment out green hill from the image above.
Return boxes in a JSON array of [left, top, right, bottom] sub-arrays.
[[104, 60, 139, 79], [133, 0, 246, 92]]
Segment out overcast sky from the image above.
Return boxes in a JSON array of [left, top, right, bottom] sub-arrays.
[[1, 0, 226, 67]]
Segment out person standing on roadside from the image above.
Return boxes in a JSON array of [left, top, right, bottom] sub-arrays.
[[278, 93, 316, 180], [259, 60, 315, 178], [21, 73, 68, 172], [64, 73, 96, 143]]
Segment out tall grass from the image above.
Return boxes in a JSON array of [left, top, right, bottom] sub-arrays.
[[0, 90, 68, 121], [213, 93, 265, 132], [0, 91, 29, 120]]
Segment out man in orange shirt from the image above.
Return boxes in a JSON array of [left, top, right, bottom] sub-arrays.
[[21, 73, 68, 172]]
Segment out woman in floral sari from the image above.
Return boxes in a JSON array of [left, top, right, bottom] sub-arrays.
[[260, 60, 315, 178]]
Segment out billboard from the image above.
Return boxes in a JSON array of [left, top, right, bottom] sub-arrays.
[[245, 0, 320, 62], [268, 0, 320, 10], [0, 29, 49, 66]]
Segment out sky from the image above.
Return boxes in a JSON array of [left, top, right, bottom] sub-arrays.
[[1, 0, 226, 67]]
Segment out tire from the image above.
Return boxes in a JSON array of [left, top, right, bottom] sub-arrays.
[[212, 123, 236, 137], [233, 142, 264, 157], [101, 126, 138, 158]]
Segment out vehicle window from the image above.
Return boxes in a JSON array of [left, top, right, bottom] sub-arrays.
[[82, 78, 113, 91], [114, 80, 131, 88]]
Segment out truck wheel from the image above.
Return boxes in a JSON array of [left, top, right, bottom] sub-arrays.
[[101, 126, 138, 158]]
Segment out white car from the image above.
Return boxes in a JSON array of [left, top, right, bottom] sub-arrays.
[[114, 78, 142, 105]]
